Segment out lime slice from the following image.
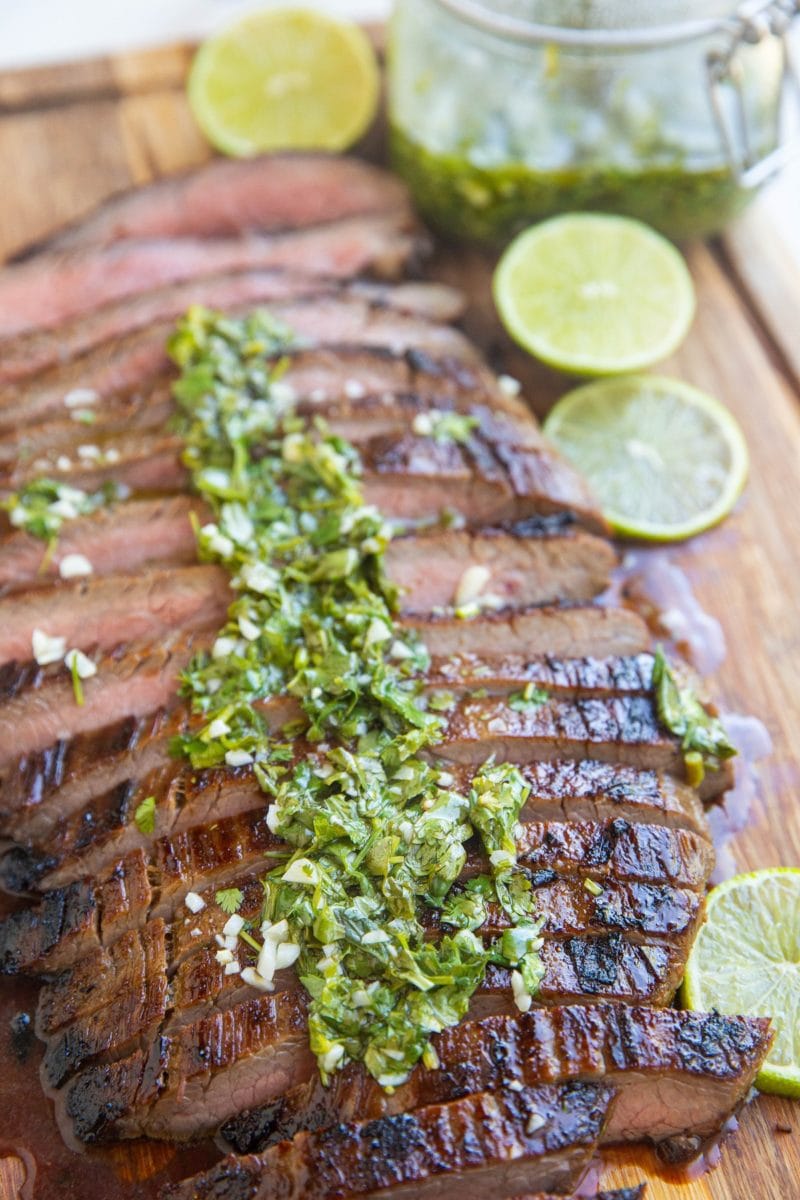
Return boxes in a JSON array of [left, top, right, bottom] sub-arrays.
[[493, 213, 695, 375], [188, 9, 380, 157], [542, 375, 748, 541], [682, 869, 800, 1097]]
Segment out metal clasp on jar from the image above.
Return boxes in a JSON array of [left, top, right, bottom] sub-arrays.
[[707, 0, 800, 187]]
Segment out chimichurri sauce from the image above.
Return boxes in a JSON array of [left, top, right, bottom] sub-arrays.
[[391, 125, 750, 244]]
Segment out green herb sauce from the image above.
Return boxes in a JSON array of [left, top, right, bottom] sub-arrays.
[[390, 126, 749, 245], [652, 647, 736, 784], [167, 306, 545, 1089]]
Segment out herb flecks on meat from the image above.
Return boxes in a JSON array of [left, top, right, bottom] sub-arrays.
[[166, 305, 545, 1088]]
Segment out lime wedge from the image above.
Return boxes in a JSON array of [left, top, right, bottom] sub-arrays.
[[493, 213, 695, 375], [682, 869, 800, 1097], [188, 9, 380, 157], [542, 375, 748, 541]]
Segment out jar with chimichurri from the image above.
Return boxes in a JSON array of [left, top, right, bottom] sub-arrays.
[[388, 0, 799, 244]]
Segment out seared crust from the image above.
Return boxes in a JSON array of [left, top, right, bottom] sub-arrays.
[[219, 1004, 771, 1158], [161, 1082, 613, 1200]]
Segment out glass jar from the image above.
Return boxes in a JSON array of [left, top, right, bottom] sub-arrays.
[[388, 0, 799, 243]]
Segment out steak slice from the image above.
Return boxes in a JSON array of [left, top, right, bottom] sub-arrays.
[[434, 695, 732, 800], [405, 605, 649, 659], [0, 273, 463, 385], [1, 506, 612, 608], [159, 1083, 613, 1200], [31, 154, 413, 252], [218, 1004, 771, 1162], [0, 215, 426, 338], [0, 566, 229, 670]]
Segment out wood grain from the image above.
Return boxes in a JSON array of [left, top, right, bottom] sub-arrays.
[[0, 38, 798, 1200]]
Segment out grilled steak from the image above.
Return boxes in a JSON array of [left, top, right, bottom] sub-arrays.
[[0, 272, 464, 386], [0, 566, 228, 671], [0, 341, 512, 436], [217, 1004, 770, 1161], [3, 748, 713, 892], [0, 150, 751, 1199], [1, 509, 612, 611], [0, 214, 427, 338], [29, 154, 413, 252], [159, 1083, 614, 1200]]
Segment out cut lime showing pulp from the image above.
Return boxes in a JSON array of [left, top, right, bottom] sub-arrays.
[[188, 9, 380, 157], [542, 375, 748, 541], [493, 213, 695, 375], [682, 869, 800, 1097]]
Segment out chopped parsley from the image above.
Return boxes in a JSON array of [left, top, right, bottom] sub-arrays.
[[216, 887, 244, 915], [652, 647, 736, 783], [134, 795, 157, 836], [163, 306, 545, 1089]]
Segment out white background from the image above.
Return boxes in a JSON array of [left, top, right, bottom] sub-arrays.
[[0, 0, 392, 71]]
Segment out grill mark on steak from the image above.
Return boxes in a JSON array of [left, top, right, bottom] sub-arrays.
[[0, 215, 427, 339], [22, 154, 414, 254], [217, 1004, 771, 1161], [0, 273, 464, 386], [158, 1082, 613, 1200], [435, 694, 733, 800]]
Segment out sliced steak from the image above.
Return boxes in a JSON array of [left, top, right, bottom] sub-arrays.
[[2, 806, 709, 980], [2, 426, 603, 536], [0, 566, 228, 670], [1, 510, 612, 611], [0, 591, 626, 768], [219, 1004, 771, 1162], [31, 154, 413, 251], [0, 341, 516, 437], [434, 695, 732, 800], [0, 214, 425, 338], [159, 1083, 613, 1200], [0, 273, 463, 385]]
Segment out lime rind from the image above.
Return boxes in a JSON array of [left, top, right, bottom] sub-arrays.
[[494, 213, 696, 376], [682, 868, 800, 1098], [543, 374, 749, 542]]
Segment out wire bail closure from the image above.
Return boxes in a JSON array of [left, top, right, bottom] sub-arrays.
[[432, 0, 800, 186], [707, 0, 800, 186]]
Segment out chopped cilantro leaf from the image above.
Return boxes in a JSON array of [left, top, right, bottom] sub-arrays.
[[134, 795, 157, 836]]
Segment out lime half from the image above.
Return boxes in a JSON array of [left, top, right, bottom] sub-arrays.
[[542, 375, 748, 541], [494, 213, 695, 375], [682, 869, 800, 1097], [188, 9, 380, 157]]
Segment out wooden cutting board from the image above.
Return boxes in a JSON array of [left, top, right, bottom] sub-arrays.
[[0, 40, 798, 1200]]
